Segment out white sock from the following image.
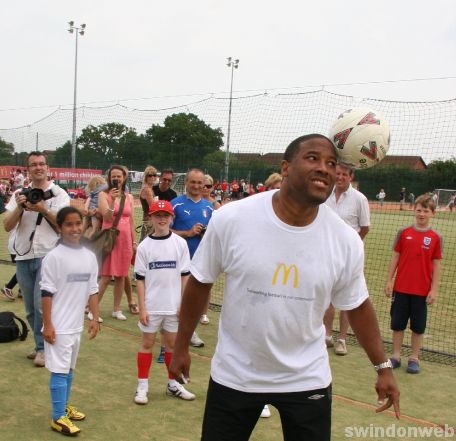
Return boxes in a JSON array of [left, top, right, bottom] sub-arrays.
[[325, 336, 332, 341], [168, 379, 178, 387], [137, 379, 148, 391]]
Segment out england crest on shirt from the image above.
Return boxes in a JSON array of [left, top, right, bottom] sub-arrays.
[[423, 237, 431, 246]]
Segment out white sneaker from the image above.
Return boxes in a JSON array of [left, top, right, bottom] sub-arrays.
[[26, 350, 37, 360], [1, 287, 15, 301], [190, 332, 204, 348], [200, 314, 210, 325], [134, 389, 148, 405], [87, 311, 103, 323], [166, 382, 195, 401], [33, 351, 45, 367], [335, 339, 348, 356], [260, 405, 271, 418], [111, 311, 127, 321]]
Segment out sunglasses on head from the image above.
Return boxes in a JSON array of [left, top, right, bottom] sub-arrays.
[[204, 184, 213, 189]]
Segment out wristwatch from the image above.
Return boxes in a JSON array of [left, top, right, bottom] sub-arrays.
[[374, 360, 393, 371]]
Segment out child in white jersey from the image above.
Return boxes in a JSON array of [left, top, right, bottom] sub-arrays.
[[133, 200, 194, 404], [41, 207, 100, 436]]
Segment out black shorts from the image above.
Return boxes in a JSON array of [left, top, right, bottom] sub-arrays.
[[390, 291, 427, 334], [201, 377, 331, 441]]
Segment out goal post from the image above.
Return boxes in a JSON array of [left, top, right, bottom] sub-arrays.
[[434, 188, 456, 209]]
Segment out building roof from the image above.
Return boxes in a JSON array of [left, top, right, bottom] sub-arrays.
[[378, 155, 427, 170], [233, 152, 282, 166], [235, 153, 427, 170]]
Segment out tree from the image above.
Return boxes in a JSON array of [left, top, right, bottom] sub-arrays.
[[51, 141, 74, 167], [201, 150, 225, 177], [0, 137, 15, 164], [426, 158, 456, 189], [76, 123, 143, 167], [145, 113, 224, 170]]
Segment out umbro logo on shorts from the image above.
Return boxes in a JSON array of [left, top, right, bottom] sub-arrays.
[[308, 394, 325, 400]]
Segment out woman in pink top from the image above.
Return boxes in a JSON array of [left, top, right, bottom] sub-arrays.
[[97, 165, 137, 320]]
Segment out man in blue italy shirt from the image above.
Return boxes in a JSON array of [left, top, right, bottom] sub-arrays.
[[171, 168, 213, 347], [171, 169, 214, 258]]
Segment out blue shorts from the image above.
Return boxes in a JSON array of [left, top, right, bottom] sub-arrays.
[[390, 291, 427, 334]]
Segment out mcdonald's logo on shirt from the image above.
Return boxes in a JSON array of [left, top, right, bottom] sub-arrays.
[[272, 263, 299, 288]]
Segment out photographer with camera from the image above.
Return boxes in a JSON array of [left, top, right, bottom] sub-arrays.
[[3, 152, 70, 367]]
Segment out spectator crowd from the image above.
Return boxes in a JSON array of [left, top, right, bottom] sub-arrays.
[[0, 147, 406, 439]]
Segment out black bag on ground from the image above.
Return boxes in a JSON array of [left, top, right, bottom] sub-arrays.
[[0, 311, 28, 343]]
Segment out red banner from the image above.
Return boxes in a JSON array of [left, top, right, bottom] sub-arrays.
[[50, 168, 102, 182], [0, 166, 102, 182]]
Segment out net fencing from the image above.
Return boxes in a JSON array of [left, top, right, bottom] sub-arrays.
[[1, 89, 456, 364]]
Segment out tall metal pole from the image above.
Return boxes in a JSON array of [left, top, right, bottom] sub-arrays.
[[224, 57, 239, 183], [71, 31, 79, 169], [68, 21, 86, 169]]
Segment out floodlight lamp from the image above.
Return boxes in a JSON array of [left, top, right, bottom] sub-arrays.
[[68, 29, 74, 33], [81, 23, 86, 29], [79, 30, 85, 36], [68, 21, 74, 27], [227, 57, 232, 64], [235, 59, 239, 64]]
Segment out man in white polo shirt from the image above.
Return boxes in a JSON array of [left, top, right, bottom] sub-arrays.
[[170, 134, 399, 441], [3, 152, 70, 367], [324, 163, 370, 355]]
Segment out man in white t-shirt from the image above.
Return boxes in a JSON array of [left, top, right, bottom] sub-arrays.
[[324, 163, 370, 355], [170, 134, 399, 441], [3, 152, 70, 367]]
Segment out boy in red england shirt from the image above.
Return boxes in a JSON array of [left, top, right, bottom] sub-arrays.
[[384, 194, 443, 374]]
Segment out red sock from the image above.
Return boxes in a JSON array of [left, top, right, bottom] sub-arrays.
[[137, 352, 152, 379], [164, 352, 174, 380]]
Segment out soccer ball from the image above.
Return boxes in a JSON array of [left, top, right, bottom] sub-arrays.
[[328, 107, 390, 169]]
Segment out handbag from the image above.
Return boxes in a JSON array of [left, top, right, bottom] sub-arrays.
[[84, 195, 126, 259]]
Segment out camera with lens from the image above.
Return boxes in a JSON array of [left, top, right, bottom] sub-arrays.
[[20, 187, 55, 205], [200, 225, 207, 236]]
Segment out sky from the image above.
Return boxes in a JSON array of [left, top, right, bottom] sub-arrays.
[[1, 0, 456, 127], [1, 0, 456, 163]]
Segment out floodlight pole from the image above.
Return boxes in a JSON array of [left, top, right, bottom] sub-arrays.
[[68, 21, 86, 169], [224, 57, 239, 183]]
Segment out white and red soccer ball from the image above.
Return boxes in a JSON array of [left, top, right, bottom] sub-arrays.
[[329, 107, 390, 169]]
